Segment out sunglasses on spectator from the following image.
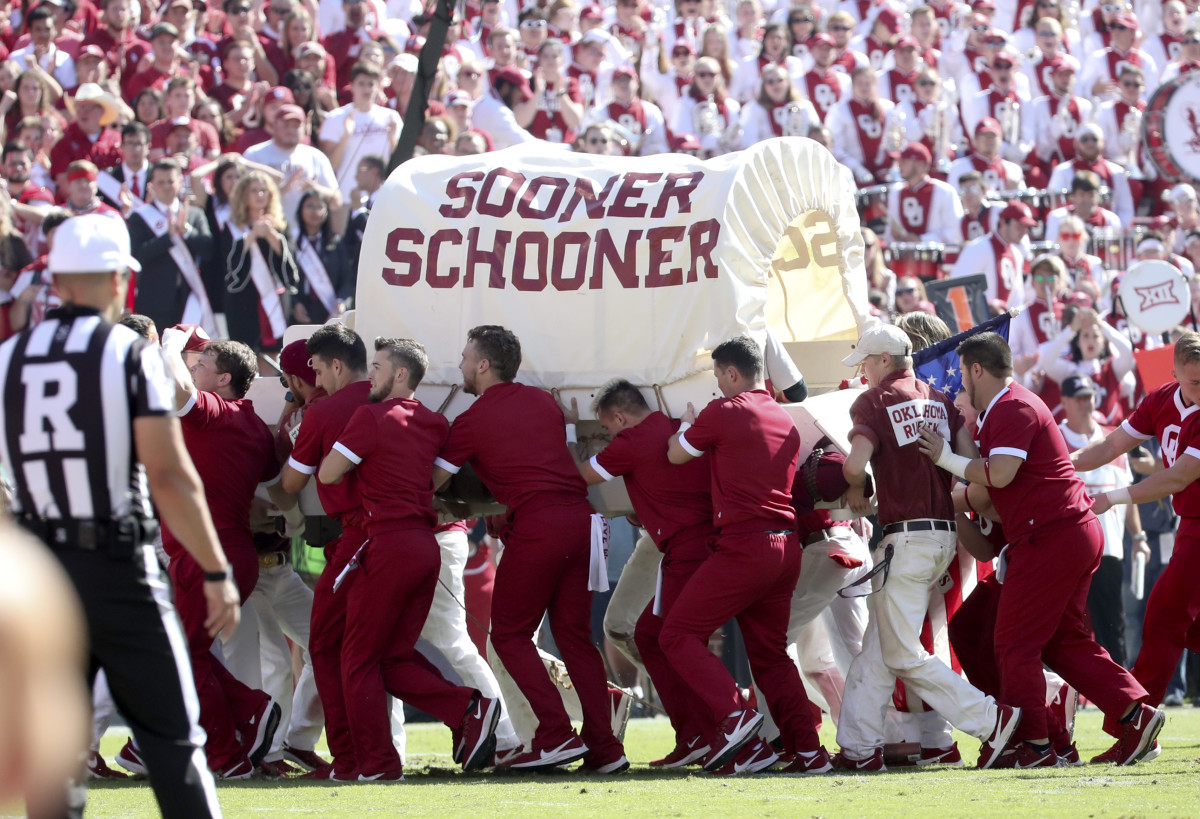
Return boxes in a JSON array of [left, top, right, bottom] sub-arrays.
[[1111, 24, 1130, 30], [521, 18, 547, 28], [1037, 1, 1058, 6], [896, 287, 917, 296], [917, 79, 937, 86], [973, 24, 990, 32], [696, 70, 716, 78], [230, 5, 251, 13], [1060, 231, 1083, 239], [1186, 38, 1200, 44], [1037, 30, 1057, 37], [1079, 135, 1099, 142], [789, 15, 814, 23], [830, 24, 851, 31], [765, 76, 786, 84], [278, 374, 289, 388], [588, 137, 609, 145], [1033, 275, 1057, 283], [1122, 80, 1143, 87], [1101, 3, 1122, 11]]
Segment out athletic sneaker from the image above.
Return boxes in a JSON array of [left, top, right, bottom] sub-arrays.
[[504, 735, 589, 770], [282, 745, 330, 772], [703, 709, 765, 772], [579, 753, 631, 774], [1056, 743, 1083, 766], [916, 744, 963, 766], [831, 748, 886, 772], [977, 705, 1022, 770], [297, 765, 336, 780], [86, 752, 128, 779], [219, 758, 254, 780], [115, 739, 148, 776], [243, 700, 282, 766], [779, 746, 833, 774], [610, 687, 634, 742], [1012, 743, 1058, 769], [493, 746, 524, 767], [1090, 705, 1165, 765], [454, 694, 501, 772], [650, 735, 709, 768], [708, 737, 777, 776], [1048, 683, 1078, 743], [255, 760, 285, 780], [358, 768, 405, 782]]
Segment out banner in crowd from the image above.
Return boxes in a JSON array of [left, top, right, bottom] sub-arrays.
[[357, 138, 872, 390], [924, 274, 991, 333]]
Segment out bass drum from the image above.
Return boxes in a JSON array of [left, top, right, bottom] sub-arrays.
[[1117, 259, 1190, 334], [1144, 69, 1200, 183]]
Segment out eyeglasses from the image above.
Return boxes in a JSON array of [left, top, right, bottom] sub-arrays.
[[520, 18, 547, 28], [673, 50, 692, 57], [916, 79, 937, 86], [829, 24, 851, 31], [973, 24, 990, 32], [789, 15, 814, 23], [230, 6, 251, 13], [1186, 38, 1200, 44], [896, 287, 917, 295], [1121, 80, 1144, 87], [765, 76, 786, 84], [1079, 135, 1099, 143], [1037, 30, 1057, 37], [267, 5, 289, 13], [1059, 231, 1083, 239], [1033, 274, 1057, 283], [695, 70, 715, 77], [1101, 3, 1122, 12], [278, 374, 289, 387], [1111, 24, 1129, 30], [588, 137, 609, 144]]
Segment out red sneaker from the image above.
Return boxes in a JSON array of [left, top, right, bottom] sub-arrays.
[[282, 744, 330, 772], [87, 752, 129, 779], [650, 735, 709, 768], [708, 737, 777, 775], [977, 705, 1021, 770], [357, 767, 405, 782], [115, 739, 147, 776], [503, 735, 589, 770], [779, 746, 832, 774], [297, 765, 336, 780], [703, 709, 764, 772], [1090, 705, 1165, 766], [255, 760, 285, 780], [1056, 743, 1083, 766], [916, 743, 963, 767], [454, 694, 500, 771], [219, 758, 254, 780], [831, 748, 886, 772], [1013, 743, 1058, 769]]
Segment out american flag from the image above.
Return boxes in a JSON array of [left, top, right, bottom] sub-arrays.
[[912, 312, 1013, 400]]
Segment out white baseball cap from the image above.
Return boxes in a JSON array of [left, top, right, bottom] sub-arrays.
[[1168, 183, 1197, 203], [48, 214, 141, 274], [842, 324, 912, 366]]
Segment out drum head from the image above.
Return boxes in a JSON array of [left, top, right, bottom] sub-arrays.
[[1144, 70, 1200, 183], [1117, 260, 1190, 334]]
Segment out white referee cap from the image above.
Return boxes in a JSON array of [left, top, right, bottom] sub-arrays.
[[48, 214, 141, 275]]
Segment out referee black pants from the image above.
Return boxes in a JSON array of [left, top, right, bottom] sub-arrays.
[[59, 544, 220, 819], [1087, 554, 1128, 669]]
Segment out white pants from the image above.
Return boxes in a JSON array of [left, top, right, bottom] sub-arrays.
[[836, 529, 997, 758], [422, 528, 521, 751], [601, 531, 660, 670], [221, 560, 407, 760], [90, 670, 116, 753], [759, 529, 871, 737]]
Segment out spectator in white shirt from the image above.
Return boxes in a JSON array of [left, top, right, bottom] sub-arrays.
[[10, 7, 75, 92], [471, 65, 541, 149], [318, 63, 402, 199], [243, 104, 341, 232]]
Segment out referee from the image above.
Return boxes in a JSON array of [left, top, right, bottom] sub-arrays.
[[0, 214, 240, 819]]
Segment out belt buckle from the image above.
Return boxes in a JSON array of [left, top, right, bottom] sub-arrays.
[[260, 552, 282, 569]]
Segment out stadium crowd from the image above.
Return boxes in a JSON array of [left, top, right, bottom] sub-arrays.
[[2, 0, 1200, 806]]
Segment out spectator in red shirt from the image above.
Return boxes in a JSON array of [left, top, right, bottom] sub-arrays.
[[323, 0, 385, 88], [122, 21, 182, 101], [148, 76, 220, 161], [81, 0, 150, 81], [49, 82, 122, 189], [217, 0, 280, 85]]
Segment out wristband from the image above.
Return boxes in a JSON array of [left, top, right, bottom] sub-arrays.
[[1132, 531, 1148, 542], [1108, 487, 1132, 505], [204, 569, 229, 582], [565, 423, 577, 444], [678, 421, 692, 435], [934, 445, 971, 480]]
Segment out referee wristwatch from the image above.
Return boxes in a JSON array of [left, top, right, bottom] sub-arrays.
[[204, 568, 230, 582]]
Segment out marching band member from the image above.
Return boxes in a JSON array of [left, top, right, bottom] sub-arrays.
[[728, 23, 805, 105], [588, 65, 670, 155], [801, 33, 852, 122], [884, 141, 963, 245], [946, 118, 1026, 192], [950, 201, 1036, 310], [1043, 172, 1122, 244], [738, 63, 819, 148], [826, 65, 896, 186], [1046, 124, 1136, 226], [672, 56, 741, 158], [1022, 60, 1092, 175], [1077, 11, 1158, 103]]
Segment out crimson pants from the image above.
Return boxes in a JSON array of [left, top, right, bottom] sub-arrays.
[[309, 522, 368, 774], [949, 573, 1068, 745], [341, 528, 477, 775], [489, 499, 622, 759], [1104, 520, 1200, 735], [659, 529, 820, 754], [633, 531, 715, 744], [169, 540, 269, 771], [994, 517, 1146, 741]]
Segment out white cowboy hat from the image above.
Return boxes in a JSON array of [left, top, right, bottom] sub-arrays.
[[66, 83, 120, 127]]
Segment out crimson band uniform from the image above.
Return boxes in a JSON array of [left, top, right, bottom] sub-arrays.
[[663, 389, 823, 755], [836, 372, 1000, 758], [827, 96, 896, 184], [949, 232, 1026, 307], [802, 67, 850, 121], [884, 177, 964, 245], [946, 151, 1024, 192], [436, 382, 624, 763], [590, 411, 716, 747], [1024, 94, 1093, 166], [287, 379, 372, 776], [529, 79, 584, 144], [164, 389, 278, 773], [332, 397, 483, 776], [1046, 155, 1135, 225], [1109, 385, 1200, 730], [978, 382, 1147, 741]]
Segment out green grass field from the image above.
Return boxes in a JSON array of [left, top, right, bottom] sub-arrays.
[[16, 705, 1195, 818]]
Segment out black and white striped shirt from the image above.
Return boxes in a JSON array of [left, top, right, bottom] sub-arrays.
[[0, 305, 174, 520]]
